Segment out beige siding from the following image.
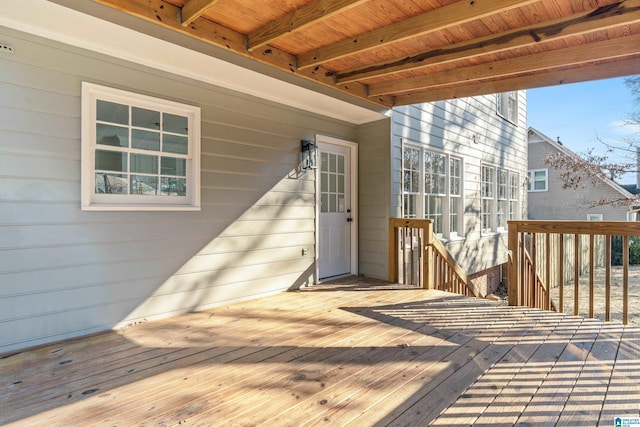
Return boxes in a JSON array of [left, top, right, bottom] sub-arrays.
[[528, 138, 630, 221], [0, 26, 357, 353], [391, 94, 528, 273]]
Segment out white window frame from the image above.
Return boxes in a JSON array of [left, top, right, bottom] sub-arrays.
[[81, 82, 201, 211], [401, 143, 464, 239], [482, 165, 520, 234], [497, 91, 518, 124], [587, 214, 604, 221], [527, 168, 548, 192]]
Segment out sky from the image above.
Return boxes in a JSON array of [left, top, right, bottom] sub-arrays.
[[526, 76, 640, 184]]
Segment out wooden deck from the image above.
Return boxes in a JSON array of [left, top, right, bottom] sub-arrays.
[[2, 276, 639, 426]]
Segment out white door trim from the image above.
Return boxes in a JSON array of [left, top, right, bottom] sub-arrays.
[[315, 134, 358, 283]]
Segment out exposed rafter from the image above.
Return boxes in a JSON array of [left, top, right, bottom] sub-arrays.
[[86, 0, 640, 108], [180, 0, 220, 27], [337, 0, 640, 84], [247, 0, 369, 51], [370, 33, 640, 97], [92, 0, 393, 108], [393, 57, 640, 106], [296, 0, 539, 70]]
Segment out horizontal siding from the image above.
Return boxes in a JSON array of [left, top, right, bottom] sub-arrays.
[[0, 26, 356, 353], [391, 93, 528, 274]]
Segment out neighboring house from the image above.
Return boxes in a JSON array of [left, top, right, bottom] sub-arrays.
[[528, 127, 637, 221], [0, 4, 526, 353]]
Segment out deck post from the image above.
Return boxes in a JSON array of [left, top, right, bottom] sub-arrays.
[[507, 221, 519, 306], [388, 219, 398, 283], [424, 221, 434, 289]]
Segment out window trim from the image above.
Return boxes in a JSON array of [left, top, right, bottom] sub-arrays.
[[587, 214, 604, 221], [81, 82, 201, 211], [401, 142, 464, 239], [481, 164, 521, 235], [527, 168, 548, 192]]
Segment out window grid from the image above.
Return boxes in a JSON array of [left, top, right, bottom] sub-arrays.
[[481, 165, 495, 233], [509, 172, 519, 220], [82, 82, 200, 211], [497, 169, 508, 230], [401, 145, 463, 238], [528, 169, 548, 192], [497, 91, 518, 124]]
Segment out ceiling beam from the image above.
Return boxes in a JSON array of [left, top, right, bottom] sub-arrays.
[[248, 0, 369, 51], [369, 33, 640, 97], [338, 0, 640, 84], [181, 0, 220, 27], [393, 57, 640, 106], [92, 0, 393, 108], [296, 0, 539, 70]]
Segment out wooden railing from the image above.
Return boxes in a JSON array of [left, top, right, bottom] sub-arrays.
[[508, 220, 640, 325], [389, 218, 476, 297]]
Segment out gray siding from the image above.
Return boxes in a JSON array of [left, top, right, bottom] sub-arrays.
[[391, 94, 528, 273], [0, 26, 357, 353], [528, 138, 630, 221], [357, 117, 391, 279]]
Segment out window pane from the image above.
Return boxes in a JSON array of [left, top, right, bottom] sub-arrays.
[[96, 124, 128, 147], [329, 154, 337, 172], [163, 113, 188, 135], [131, 153, 158, 174], [131, 175, 158, 195], [161, 157, 187, 176], [404, 194, 416, 218], [329, 174, 336, 192], [338, 175, 344, 193], [534, 171, 546, 179], [321, 172, 328, 192], [132, 107, 160, 130], [132, 129, 160, 151], [95, 172, 128, 194], [163, 134, 188, 154], [337, 155, 344, 173], [321, 152, 328, 172], [161, 177, 186, 196], [329, 194, 337, 212], [97, 100, 128, 125], [95, 150, 127, 172], [321, 193, 328, 213], [534, 181, 546, 190]]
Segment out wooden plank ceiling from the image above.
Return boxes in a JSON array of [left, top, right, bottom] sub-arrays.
[[93, 0, 640, 108]]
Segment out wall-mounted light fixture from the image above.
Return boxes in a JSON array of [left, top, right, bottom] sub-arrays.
[[301, 139, 318, 170]]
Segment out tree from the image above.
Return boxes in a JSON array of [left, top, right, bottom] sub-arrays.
[[544, 76, 640, 207]]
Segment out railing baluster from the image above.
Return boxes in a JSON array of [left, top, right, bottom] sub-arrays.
[[623, 235, 629, 325], [589, 234, 595, 319], [574, 233, 579, 316], [545, 233, 551, 311], [559, 234, 564, 313], [606, 235, 611, 322]]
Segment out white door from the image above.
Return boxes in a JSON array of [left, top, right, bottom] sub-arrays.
[[318, 141, 354, 279]]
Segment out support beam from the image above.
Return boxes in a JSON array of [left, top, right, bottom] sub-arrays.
[[181, 0, 220, 27], [371, 33, 640, 97], [248, 0, 369, 51], [393, 57, 640, 106], [337, 0, 640, 84], [297, 0, 538, 69]]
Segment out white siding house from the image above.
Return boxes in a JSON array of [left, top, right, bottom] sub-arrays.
[[0, 3, 527, 353]]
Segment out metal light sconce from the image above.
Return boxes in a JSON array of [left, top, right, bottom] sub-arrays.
[[301, 139, 318, 170]]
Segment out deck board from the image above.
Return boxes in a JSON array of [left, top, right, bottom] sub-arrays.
[[1, 276, 639, 426]]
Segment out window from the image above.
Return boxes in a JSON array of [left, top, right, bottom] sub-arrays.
[[527, 169, 548, 192], [509, 172, 519, 220], [482, 165, 520, 233], [481, 165, 495, 233], [497, 91, 518, 124], [402, 147, 420, 218], [449, 158, 462, 237], [81, 83, 201, 210], [401, 145, 463, 238], [424, 152, 446, 234], [587, 214, 604, 221]]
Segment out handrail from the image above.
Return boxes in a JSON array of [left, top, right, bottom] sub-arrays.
[[508, 220, 635, 324], [389, 218, 476, 297]]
